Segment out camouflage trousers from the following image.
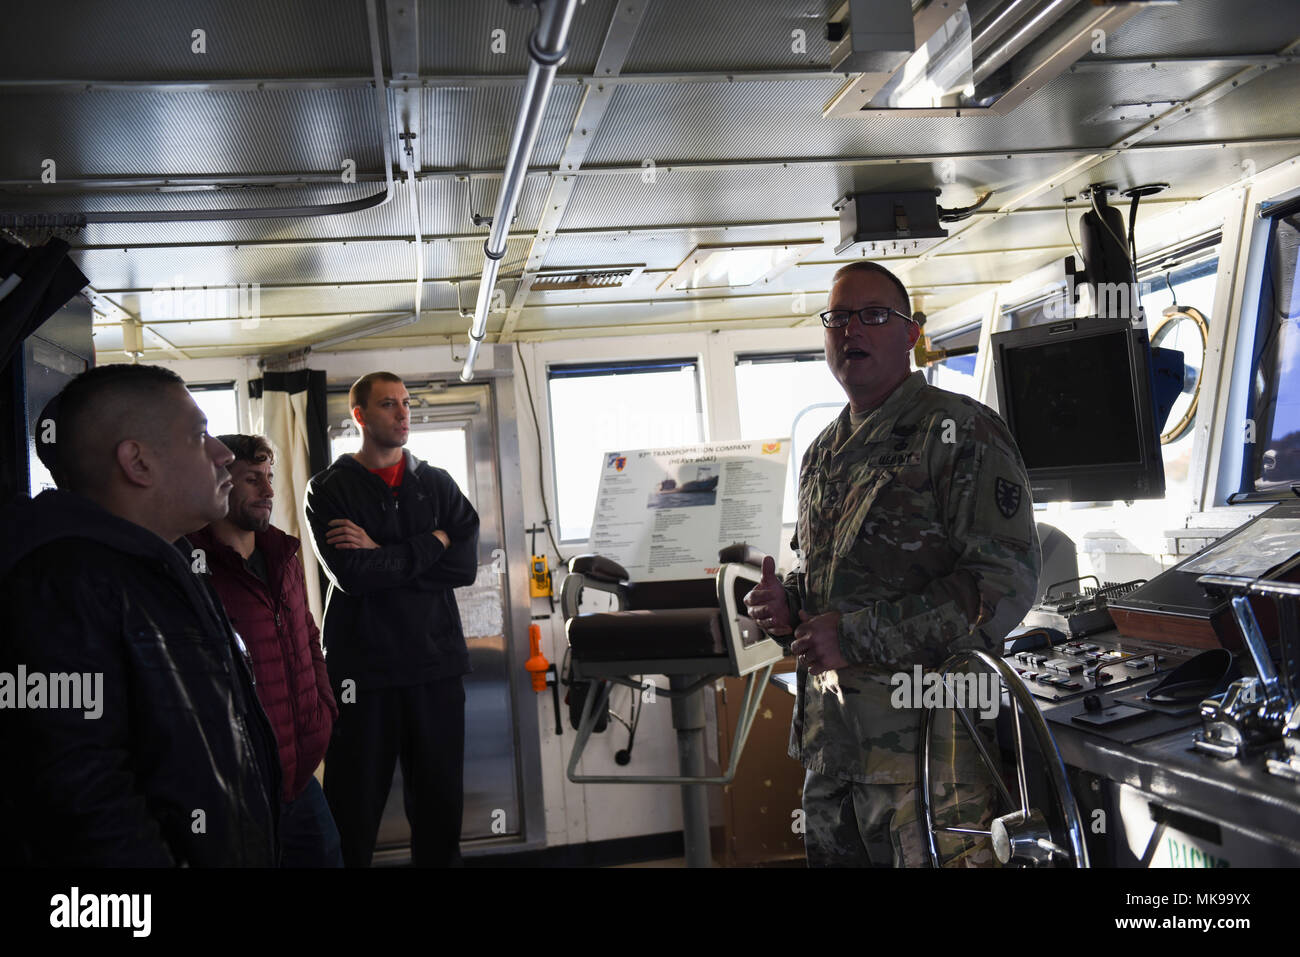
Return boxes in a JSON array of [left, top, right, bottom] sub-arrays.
[[803, 770, 998, 868]]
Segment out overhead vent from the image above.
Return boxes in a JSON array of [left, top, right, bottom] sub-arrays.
[[824, 0, 1171, 117], [532, 265, 646, 291]]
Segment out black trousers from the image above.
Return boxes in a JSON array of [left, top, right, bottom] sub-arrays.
[[323, 676, 466, 867], [280, 776, 344, 868]]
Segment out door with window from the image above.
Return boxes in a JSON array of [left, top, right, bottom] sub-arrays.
[[326, 381, 518, 856]]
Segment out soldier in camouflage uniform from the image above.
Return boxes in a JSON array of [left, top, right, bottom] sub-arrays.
[[745, 261, 1040, 867]]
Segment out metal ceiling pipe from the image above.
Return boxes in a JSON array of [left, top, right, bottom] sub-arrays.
[[966, 0, 1009, 33], [460, 0, 578, 382], [970, 0, 1040, 60], [972, 0, 1074, 86], [308, 312, 415, 352], [302, 162, 424, 355], [400, 160, 424, 337]]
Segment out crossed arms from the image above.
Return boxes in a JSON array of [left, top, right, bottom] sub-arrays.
[[305, 469, 480, 597]]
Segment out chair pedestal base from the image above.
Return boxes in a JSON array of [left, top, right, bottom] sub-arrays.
[[670, 673, 712, 868], [565, 661, 777, 867]]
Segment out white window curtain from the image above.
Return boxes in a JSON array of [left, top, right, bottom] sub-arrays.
[[249, 369, 329, 628]]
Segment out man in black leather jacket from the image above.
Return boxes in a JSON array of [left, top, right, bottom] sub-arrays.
[[304, 372, 479, 867], [0, 363, 280, 866]]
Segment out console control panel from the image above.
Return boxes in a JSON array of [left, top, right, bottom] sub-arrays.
[[1008, 635, 1182, 701]]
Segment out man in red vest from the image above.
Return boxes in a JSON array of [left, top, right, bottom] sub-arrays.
[[190, 434, 341, 867]]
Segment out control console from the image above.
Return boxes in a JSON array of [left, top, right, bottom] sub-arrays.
[[1010, 635, 1185, 701]]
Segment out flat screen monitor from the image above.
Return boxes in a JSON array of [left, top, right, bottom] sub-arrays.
[[992, 316, 1165, 502]]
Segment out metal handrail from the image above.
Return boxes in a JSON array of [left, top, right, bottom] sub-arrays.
[[461, 0, 578, 381]]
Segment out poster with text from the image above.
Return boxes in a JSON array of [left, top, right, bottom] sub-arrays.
[[589, 439, 790, 580]]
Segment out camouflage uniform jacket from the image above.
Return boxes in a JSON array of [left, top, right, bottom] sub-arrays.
[[783, 371, 1040, 783]]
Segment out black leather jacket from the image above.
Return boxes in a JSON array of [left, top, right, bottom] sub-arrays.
[[0, 490, 280, 866]]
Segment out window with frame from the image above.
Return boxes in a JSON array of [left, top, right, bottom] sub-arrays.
[[735, 351, 846, 525], [976, 243, 1225, 576], [922, 321, 981, 398], [1002, 286, 1064, 331], [328, 426, 473, 507], [1138, 256, 1218, 507], [189, 382, 239, 439], [548, 359, 704, 542], [1239, 206, 1300, 498], [998, 253, 1219, 510]]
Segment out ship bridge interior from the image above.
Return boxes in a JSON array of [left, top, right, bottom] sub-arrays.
[[3, 0, 1300, 889]]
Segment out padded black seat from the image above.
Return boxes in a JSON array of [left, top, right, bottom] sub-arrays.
[[623, 578, 717, 610], [559, 546, 786, 860], [568, 607, 725, 660]]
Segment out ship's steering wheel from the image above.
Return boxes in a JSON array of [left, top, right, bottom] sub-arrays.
[[919, 649, 1090, 867]]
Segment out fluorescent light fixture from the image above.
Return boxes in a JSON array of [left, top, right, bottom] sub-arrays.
[[876, 3, 973, 109], [825, 0, 1151, 117], [660, 241, 821, 292]]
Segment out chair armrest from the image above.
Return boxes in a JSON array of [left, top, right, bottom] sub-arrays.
[[568, 553, 629, 583], [717, 561, 761, 609], [716, 562, 785, 676], [718, 543, 767, 570], [560, 555, 631, 621]]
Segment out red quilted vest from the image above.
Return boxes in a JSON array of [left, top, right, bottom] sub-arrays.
[[190, 524, 337, 803]]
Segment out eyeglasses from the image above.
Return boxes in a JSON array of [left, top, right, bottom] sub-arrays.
[[819, 306, 914, 328]]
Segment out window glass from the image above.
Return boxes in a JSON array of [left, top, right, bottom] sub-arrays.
[[1003, 288, 1063, 331], [922, 322, 981, 398], [548, 360, 703, 542], [1139, 262, 1218, 321], [1242, 212, 1300, 495], [1138, 258, 1217, 507], [329, 426, 472, 504], [998, 253, 1220, 576], [190, 383, 239, 439], [735, 352, 846, 524]]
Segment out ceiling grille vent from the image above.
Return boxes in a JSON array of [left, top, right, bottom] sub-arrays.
[[532, 266, 645, 291]]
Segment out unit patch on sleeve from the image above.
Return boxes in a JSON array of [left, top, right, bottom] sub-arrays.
[[994, 476, 1022, 518]]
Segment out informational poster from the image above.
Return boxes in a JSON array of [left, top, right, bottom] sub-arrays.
[[589, 439, 790, 580]]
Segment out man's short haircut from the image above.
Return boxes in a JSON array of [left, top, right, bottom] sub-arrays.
[[830, 261, 912, 316], [53, 363, 188, 494], [349, 371, 404, 410], [217, 434, 275, 466]]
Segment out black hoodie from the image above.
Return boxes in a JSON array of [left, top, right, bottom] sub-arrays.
[[0, 489, 280, 866], [304, 450, 480, 690]]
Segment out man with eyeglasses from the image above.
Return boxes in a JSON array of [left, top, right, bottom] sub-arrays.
[[744, 261, 1041, 867]]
